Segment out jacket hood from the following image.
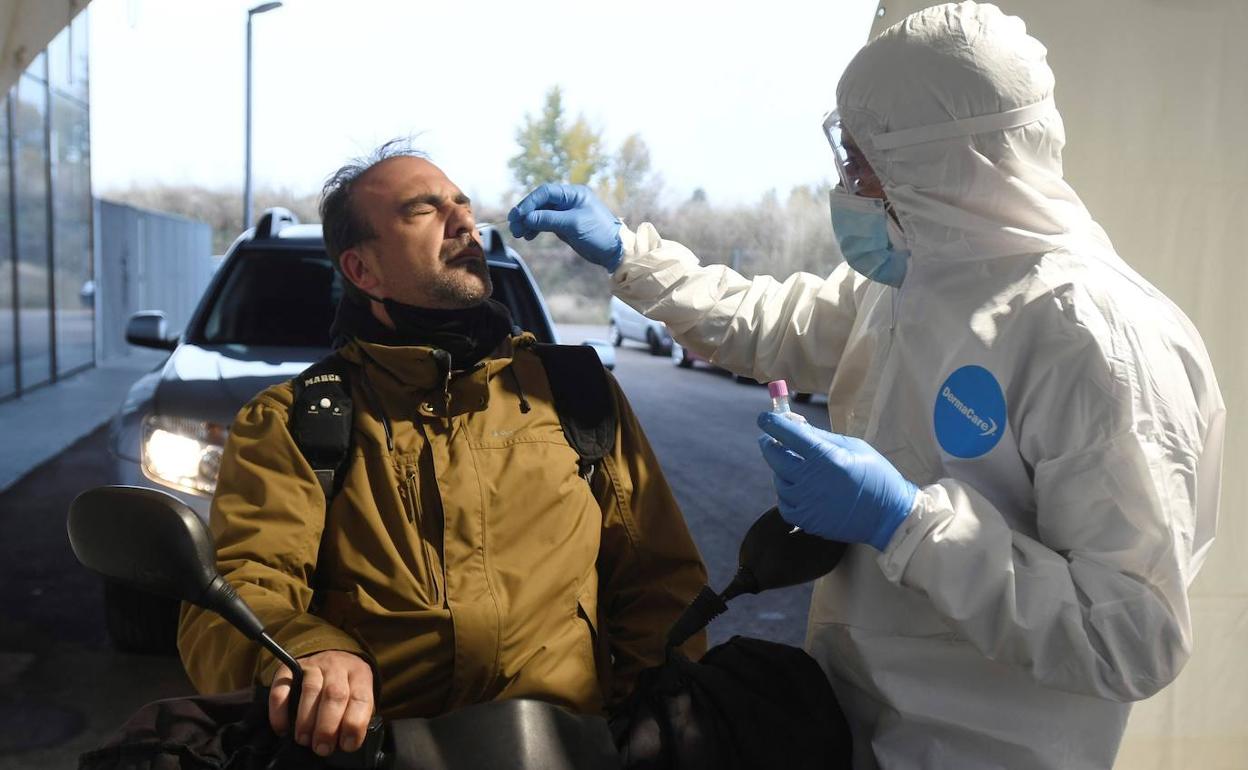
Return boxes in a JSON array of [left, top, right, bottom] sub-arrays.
[[835, 1, 1113, 265]]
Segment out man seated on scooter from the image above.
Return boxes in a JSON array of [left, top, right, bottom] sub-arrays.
[[177, 140, 708, 759]]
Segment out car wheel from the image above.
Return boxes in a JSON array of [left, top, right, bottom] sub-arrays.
[[609, 322, 622, 347], [103, 579, 180, 655], [672, 344, 693, 368], [794, 392, 813, 403], [646, 329, 665, 356]]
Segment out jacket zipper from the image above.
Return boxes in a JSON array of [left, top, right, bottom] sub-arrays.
[[432, 350, 453, 433], [404, 471, 442, 604]]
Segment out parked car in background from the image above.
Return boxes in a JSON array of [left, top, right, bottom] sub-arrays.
[[609, 295, 672, 355], [670, 339, 707, 369], [107, 208, 610, 653], [671, 339, 813, 402]]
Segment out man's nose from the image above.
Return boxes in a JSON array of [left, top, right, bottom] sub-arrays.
[[445, 202, 476, 238]]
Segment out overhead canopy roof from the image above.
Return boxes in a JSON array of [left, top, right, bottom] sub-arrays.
[[1, 0, 91, 94]]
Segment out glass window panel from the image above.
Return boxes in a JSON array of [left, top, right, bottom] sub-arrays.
[[0, 98, 15, 399], [70, 11, 90, 102], [26, 51, 47, 83], [52, 94, 92, 375], [49, 16, 90, 103], [14, 75, 52, 390], [48, 26, 71, 94]]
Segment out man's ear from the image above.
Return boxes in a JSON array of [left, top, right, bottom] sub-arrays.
[[339, 248, 382, 297]]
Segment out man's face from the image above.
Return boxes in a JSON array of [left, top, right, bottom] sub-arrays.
[[343, 156, 491, 310]]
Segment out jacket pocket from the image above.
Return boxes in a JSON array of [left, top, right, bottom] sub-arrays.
[[402, 471, 442, 605]]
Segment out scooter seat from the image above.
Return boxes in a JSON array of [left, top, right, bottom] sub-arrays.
[[387, 698, 619, 770]]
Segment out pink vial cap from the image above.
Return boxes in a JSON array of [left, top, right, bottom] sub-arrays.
[[767, 380, 789, 399]]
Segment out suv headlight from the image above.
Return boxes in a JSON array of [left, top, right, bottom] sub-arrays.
[[141, 415, 227, 496]]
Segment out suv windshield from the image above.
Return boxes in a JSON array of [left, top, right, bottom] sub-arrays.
[[198, 248, 343, 347]]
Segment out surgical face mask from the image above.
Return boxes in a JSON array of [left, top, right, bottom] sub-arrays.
[[828, 190, 910, 287]]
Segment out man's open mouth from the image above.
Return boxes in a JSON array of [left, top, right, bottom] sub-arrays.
[[447, 245, 485, 265]]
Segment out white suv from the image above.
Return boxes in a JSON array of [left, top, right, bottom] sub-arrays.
[[608, 296, 672, 355]]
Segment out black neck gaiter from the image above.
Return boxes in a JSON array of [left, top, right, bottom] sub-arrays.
[[331, 294, 515, 370]]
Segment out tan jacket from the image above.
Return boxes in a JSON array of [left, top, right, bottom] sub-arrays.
[[178, 334, 707, 718]]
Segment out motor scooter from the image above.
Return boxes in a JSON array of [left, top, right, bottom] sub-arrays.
[[69, 484, 853, 769], [67, 485, 622, 770]]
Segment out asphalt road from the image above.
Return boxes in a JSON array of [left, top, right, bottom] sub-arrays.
[[571, 325, 831, 646], [0, 327, 829, 767], [0, 425, 191, 768]]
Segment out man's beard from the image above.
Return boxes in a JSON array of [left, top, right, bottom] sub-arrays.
[[428, 235, 493, 308], [428, 259, 492, 307]]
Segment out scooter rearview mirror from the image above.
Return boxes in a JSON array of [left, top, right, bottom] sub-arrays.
[[724, 506, 848, 599], [666, 506, 848, 649], [68, 485, 219, 602], [67, 485, 267, 642], [67, 485, 312, 742]]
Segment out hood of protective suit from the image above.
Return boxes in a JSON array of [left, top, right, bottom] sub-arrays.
[[836, 1, 1108, 265]]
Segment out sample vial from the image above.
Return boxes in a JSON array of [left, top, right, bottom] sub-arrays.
[[768, 380, 807, 423]]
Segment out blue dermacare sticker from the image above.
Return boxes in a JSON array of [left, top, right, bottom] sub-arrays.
[[934, 365, 1006, 458]]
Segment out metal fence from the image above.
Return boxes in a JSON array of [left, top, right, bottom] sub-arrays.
[[93, 199, 215, 362]]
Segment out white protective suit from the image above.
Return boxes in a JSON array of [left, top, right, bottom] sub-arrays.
[[609, 4, 1225, 768]]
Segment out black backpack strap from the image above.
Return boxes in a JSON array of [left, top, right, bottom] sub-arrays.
[[289, 352, 355, 500], [532, 343, 618, 484]]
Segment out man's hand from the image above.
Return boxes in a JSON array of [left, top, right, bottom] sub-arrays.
[[508, 183, 624, 271], [268, 650, 374, 757]]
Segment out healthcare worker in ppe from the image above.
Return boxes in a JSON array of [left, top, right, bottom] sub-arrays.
[[508, 3, 1226, 768]]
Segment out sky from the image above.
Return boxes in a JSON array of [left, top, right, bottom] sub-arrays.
[[88, 0, 880, 208]]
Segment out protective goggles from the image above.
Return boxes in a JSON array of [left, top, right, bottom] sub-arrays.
[[821, 109, 881, 197], [821, 97, 1058, 194]]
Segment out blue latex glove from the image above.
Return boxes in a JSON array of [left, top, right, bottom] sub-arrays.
[[756, 412, 918, 550], [508, 183, 624, 272]]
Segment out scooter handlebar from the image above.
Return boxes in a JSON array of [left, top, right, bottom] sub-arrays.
[[325, 715, 388, 769]]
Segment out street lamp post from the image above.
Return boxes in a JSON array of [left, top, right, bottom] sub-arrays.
[[244, 2, 283, 231]]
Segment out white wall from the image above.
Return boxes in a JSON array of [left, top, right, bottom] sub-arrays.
[[94, 199, 214, 361]]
